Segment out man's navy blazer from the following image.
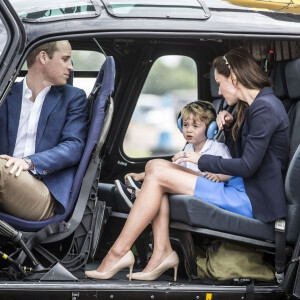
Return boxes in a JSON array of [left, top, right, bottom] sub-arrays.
[[198, 87, 290, 223], [0, 80, 88, 214]]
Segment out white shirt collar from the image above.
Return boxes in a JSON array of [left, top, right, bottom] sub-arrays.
[[23, 76, 32, 101], [23, 76, 51, 101], [187, 139, 214, 154], [200, 139, 214, 154]]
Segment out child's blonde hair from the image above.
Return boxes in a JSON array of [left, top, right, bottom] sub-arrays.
[[181, 100, 216, 127]]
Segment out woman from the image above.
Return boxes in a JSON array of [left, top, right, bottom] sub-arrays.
[[85, 48, 290, 281]]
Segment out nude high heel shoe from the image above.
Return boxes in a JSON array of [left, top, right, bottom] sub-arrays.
[[130, 251, 179, 281], [85, 250, 135, 280]]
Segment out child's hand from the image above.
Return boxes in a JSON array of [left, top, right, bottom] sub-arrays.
[[205, 171, 220, 183], [216, 110, 233, 130], [124, 172, 145, 184], [172, 151, 201, 165]]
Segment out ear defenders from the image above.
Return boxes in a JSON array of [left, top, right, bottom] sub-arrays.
[[177, 101, 218, 139]]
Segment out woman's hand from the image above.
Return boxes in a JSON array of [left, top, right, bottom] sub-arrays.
[[124, 172, 145, 184], [216, 110, 234, 130], [204, 171, 220, 183], [172, 151, 202, 165]]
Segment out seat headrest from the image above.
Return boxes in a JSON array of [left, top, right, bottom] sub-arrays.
[[67, 70, 74, 86], [66, 59, 74, 86], [210, 67, 219, 99], [285, 58, 300, 100], [285, 143, 300, 243], [270, 61, 288, 99]]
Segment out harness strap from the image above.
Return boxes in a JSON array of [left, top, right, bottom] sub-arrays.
[[245, 280, 254, 300], [15, 222, 67, 265], [275, 219, 286, 284]]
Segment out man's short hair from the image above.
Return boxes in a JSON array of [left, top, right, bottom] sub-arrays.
[[26, 41, 67, 68]]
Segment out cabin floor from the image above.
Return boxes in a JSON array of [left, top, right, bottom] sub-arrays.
[[0, 260, 286, 300]]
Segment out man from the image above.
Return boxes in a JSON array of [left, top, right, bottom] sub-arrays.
[[0, 40, 88, 221]]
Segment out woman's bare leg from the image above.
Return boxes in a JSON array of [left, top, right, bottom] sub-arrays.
[[139, 159, 201, 272], [130, 160, 198, 272], [149, 158, 204, 177], [142, 193, 173, 272], [97, 159, 198, 272]]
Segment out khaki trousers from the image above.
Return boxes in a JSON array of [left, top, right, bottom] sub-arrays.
[[0, 159, 55, 221]]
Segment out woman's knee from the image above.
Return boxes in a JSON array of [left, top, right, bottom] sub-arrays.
[[145, 160, 169, 181], [145, 159, 172, 173], [145, 159, 162, 173]]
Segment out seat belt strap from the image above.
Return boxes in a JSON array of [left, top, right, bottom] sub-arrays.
[[15, 222, 66, 266], [245, 280, 254, 300], [275, 219, 286, 284], [15, 157, 101, 267]]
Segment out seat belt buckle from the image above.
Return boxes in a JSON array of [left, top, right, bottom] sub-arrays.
[[275, 271, 284, 284], [275, 219, 286, 232]]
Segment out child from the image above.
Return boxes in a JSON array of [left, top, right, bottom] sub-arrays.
[[115, 100, 232, 208]]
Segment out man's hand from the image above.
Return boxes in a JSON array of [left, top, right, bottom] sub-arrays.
[[124, 172, 145, 184], [0, 155, 30, 177]]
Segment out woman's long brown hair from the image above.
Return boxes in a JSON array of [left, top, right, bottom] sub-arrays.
[[212, 48, 272, 140]]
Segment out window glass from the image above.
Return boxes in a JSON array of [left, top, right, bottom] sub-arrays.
[[71, 50, 105, 71], [72, 50, 106, 95], [0, 20, 8, 58], [9, 0, 99, 22], [124, 55, 197, 158], [103, 0, 209, 19]]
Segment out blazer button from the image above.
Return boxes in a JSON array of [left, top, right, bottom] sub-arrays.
[[43, 169, 53, 174]]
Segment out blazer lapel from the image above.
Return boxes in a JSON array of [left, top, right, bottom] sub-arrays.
[[7, 81, 23, 156], [36, 86, 62, 150]]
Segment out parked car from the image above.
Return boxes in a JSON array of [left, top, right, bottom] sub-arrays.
[[1, 0, 300, 299]]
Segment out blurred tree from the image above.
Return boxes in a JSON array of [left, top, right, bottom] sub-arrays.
[[71, 50, 106, 71], [142, 56, 197, 95]]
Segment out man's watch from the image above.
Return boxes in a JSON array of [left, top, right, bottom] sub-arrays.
[[22, 156, 34, 170]]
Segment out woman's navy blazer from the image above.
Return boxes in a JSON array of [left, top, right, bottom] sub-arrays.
[[198, 87, 290, 223]]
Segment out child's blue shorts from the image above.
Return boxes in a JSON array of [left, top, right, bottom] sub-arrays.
[[194, 176, 253, 218]]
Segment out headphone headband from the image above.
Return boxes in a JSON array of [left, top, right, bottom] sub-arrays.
[[177, 100, 218, 139], [188, 100, 217, 119]]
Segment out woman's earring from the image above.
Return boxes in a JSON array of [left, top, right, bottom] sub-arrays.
[[231, 73, 237, 87]]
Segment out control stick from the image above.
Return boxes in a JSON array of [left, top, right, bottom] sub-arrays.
[[0, 220, 45, 272]]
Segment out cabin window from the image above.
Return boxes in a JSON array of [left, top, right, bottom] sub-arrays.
[[103, 0, 210, 19], [18, 50, 106, 96], [123, 55, 197, 158], [10, 0, 100, 22], [0, 20, 7, 59], [71, 50, 106, 95]]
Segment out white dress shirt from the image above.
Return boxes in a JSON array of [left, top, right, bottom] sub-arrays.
[[13, 78, 51, 158]]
